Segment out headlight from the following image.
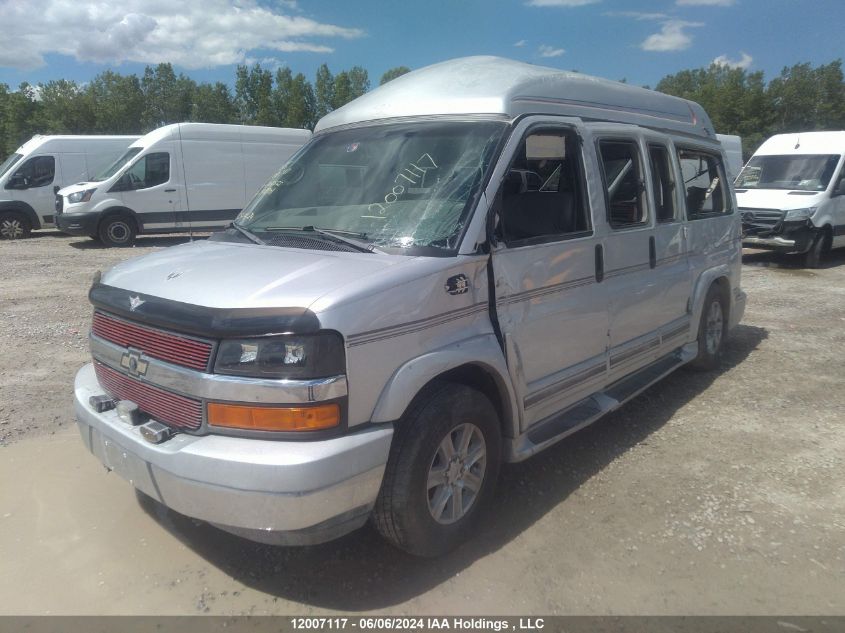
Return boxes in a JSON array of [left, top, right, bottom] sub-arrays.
[[784, 207, 815, 221], [214, 332, 345, 379], [68, 188, 97, 203]]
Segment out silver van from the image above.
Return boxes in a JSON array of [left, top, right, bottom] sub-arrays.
[[73, 57, 746, 556]]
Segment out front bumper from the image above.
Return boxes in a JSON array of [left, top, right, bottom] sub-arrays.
[[742, 220, 816, 254], [56, 210, 100, 236], [74, 363, 393, 545]]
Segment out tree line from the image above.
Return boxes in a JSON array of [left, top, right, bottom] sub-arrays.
[[656, 59, 845, 159], [0, 63, 411, 156], [1, 58, 843, 160]]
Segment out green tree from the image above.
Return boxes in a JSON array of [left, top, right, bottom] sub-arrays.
[[286, 73, 316, 129], [314, 63, 334, 120], [331, 71, 352, 110], [141, 63, 195, 130], [1, 83, 43, 155], [86, 71, 144, 134], [191, 82, 237, 123], [768, 60, 845, 132], [379, 66, 411, 85], [235, 63, 275, 125], [38, 79, 95, 134], [347, 66, 370, 99]]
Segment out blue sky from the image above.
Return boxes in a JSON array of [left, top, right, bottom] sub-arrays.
[[1, 0, 843, 90]]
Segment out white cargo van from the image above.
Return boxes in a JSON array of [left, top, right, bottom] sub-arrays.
[[0, 135, 138, 239], [717, 133, 743, 181], [737, 131, 845, 267], [56, 123, 311, 246], [73, 57, 746, 555]]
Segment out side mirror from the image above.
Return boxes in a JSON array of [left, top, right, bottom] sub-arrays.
[[834, 179, 845, 197], [7, 174, 29, 190]]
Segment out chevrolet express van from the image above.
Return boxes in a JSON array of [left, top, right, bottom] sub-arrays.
[[56, 123, 311, 246], [0, 135, 138, 239], [737, 131, 845, 267], [73, 57, 745, 556]]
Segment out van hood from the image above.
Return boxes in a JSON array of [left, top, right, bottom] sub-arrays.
[[735, 188, 827, 211], [100, 239, 414, 311], [58, 182, 96, 196]]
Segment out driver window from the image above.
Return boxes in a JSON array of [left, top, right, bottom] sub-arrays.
[[499, 128, 590, 244], [6, 155, 55, 189], [124, 152, 170, 190]]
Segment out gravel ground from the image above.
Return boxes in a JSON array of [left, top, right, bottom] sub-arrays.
[[0, 230, 843, 615]]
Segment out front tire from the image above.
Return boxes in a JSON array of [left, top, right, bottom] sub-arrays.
[[98, 214, 136, 247], [689, 285, 726, 371], [0, 211, 31, 240], [373, 382, 501, 557], [803, 228, 831, 269]]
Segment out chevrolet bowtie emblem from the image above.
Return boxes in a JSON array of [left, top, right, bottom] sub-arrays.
[[120, 350, 149, 378], [129, 296, 145, 311]]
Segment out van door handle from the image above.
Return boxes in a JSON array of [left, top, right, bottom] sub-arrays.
[[595, 244, 604, 283], [164, 188, 176, 192], [649, 236, 656, 269]]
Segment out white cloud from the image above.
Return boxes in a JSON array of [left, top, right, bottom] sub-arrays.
[[538, 45, 566, 58], [676, 0, 734, 5], [604, 11, 670, 20], [0, 0, 364, 70], [713, 51, 753, 69], [514, 39, 527, 47], [641, 20, 703, 52], [527, 0, 600, 7]]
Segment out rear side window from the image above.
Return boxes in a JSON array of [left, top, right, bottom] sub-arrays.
[[598, 140, 647, 228], [499, 128, 591, 244], [648, 144, 677, 223], [121, 152, 170, 190], [677, 149, 730, 219], [7, 155, 55, 189]]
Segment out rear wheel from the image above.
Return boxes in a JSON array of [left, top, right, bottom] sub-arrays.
[[689, 284, 726, 371], [373, 382, 501, 557], [0, 211, 31, 240], [98, 214, 136, 247]]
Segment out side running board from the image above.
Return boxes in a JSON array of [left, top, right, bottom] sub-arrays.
[[506, 343, 697, 463]]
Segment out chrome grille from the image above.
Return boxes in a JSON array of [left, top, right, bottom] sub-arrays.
[[94, 361, 203, 430], [92, 311, 213, 371]]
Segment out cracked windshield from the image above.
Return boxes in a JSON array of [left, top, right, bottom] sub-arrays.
[[235, 120, 506, 252]]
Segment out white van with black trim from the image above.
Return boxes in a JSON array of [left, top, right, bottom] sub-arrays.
[[73, 57, 745, 556], [737, 131, 845, 267], [0, 135, 138, 239], [56, 123, 311, 246]]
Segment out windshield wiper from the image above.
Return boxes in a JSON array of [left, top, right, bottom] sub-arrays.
[[264, 226, 377, 253], [230, 222, 266, 246]]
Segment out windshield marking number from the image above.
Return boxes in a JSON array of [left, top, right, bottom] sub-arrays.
[[368, 153, 438, 216]]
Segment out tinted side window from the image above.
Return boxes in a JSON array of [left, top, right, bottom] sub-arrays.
[[598, 140, 647, 228], [123, 152, 170, 190], [500, 129, 591, 244], [648, 144, 677, 223], [8, 155, 55, 189], [677, 149, 730, 219]]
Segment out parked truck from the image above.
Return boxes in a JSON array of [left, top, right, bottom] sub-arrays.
[[56, 123, 311, 246], [0, 135, 138, 239]]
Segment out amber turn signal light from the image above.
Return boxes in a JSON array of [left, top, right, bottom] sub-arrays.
[[207, 402, 340, 431]]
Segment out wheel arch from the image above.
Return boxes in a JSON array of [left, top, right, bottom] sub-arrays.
[[0, 200, 41, 230], [690, 269, 732, 341], [369, 334, 519, 440], [99, 206, 139, 232]]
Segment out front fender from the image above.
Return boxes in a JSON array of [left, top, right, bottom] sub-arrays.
[[370, 334, 519, 437]]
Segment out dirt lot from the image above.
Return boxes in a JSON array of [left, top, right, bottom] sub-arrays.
[[0, 230, 843, 615]]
